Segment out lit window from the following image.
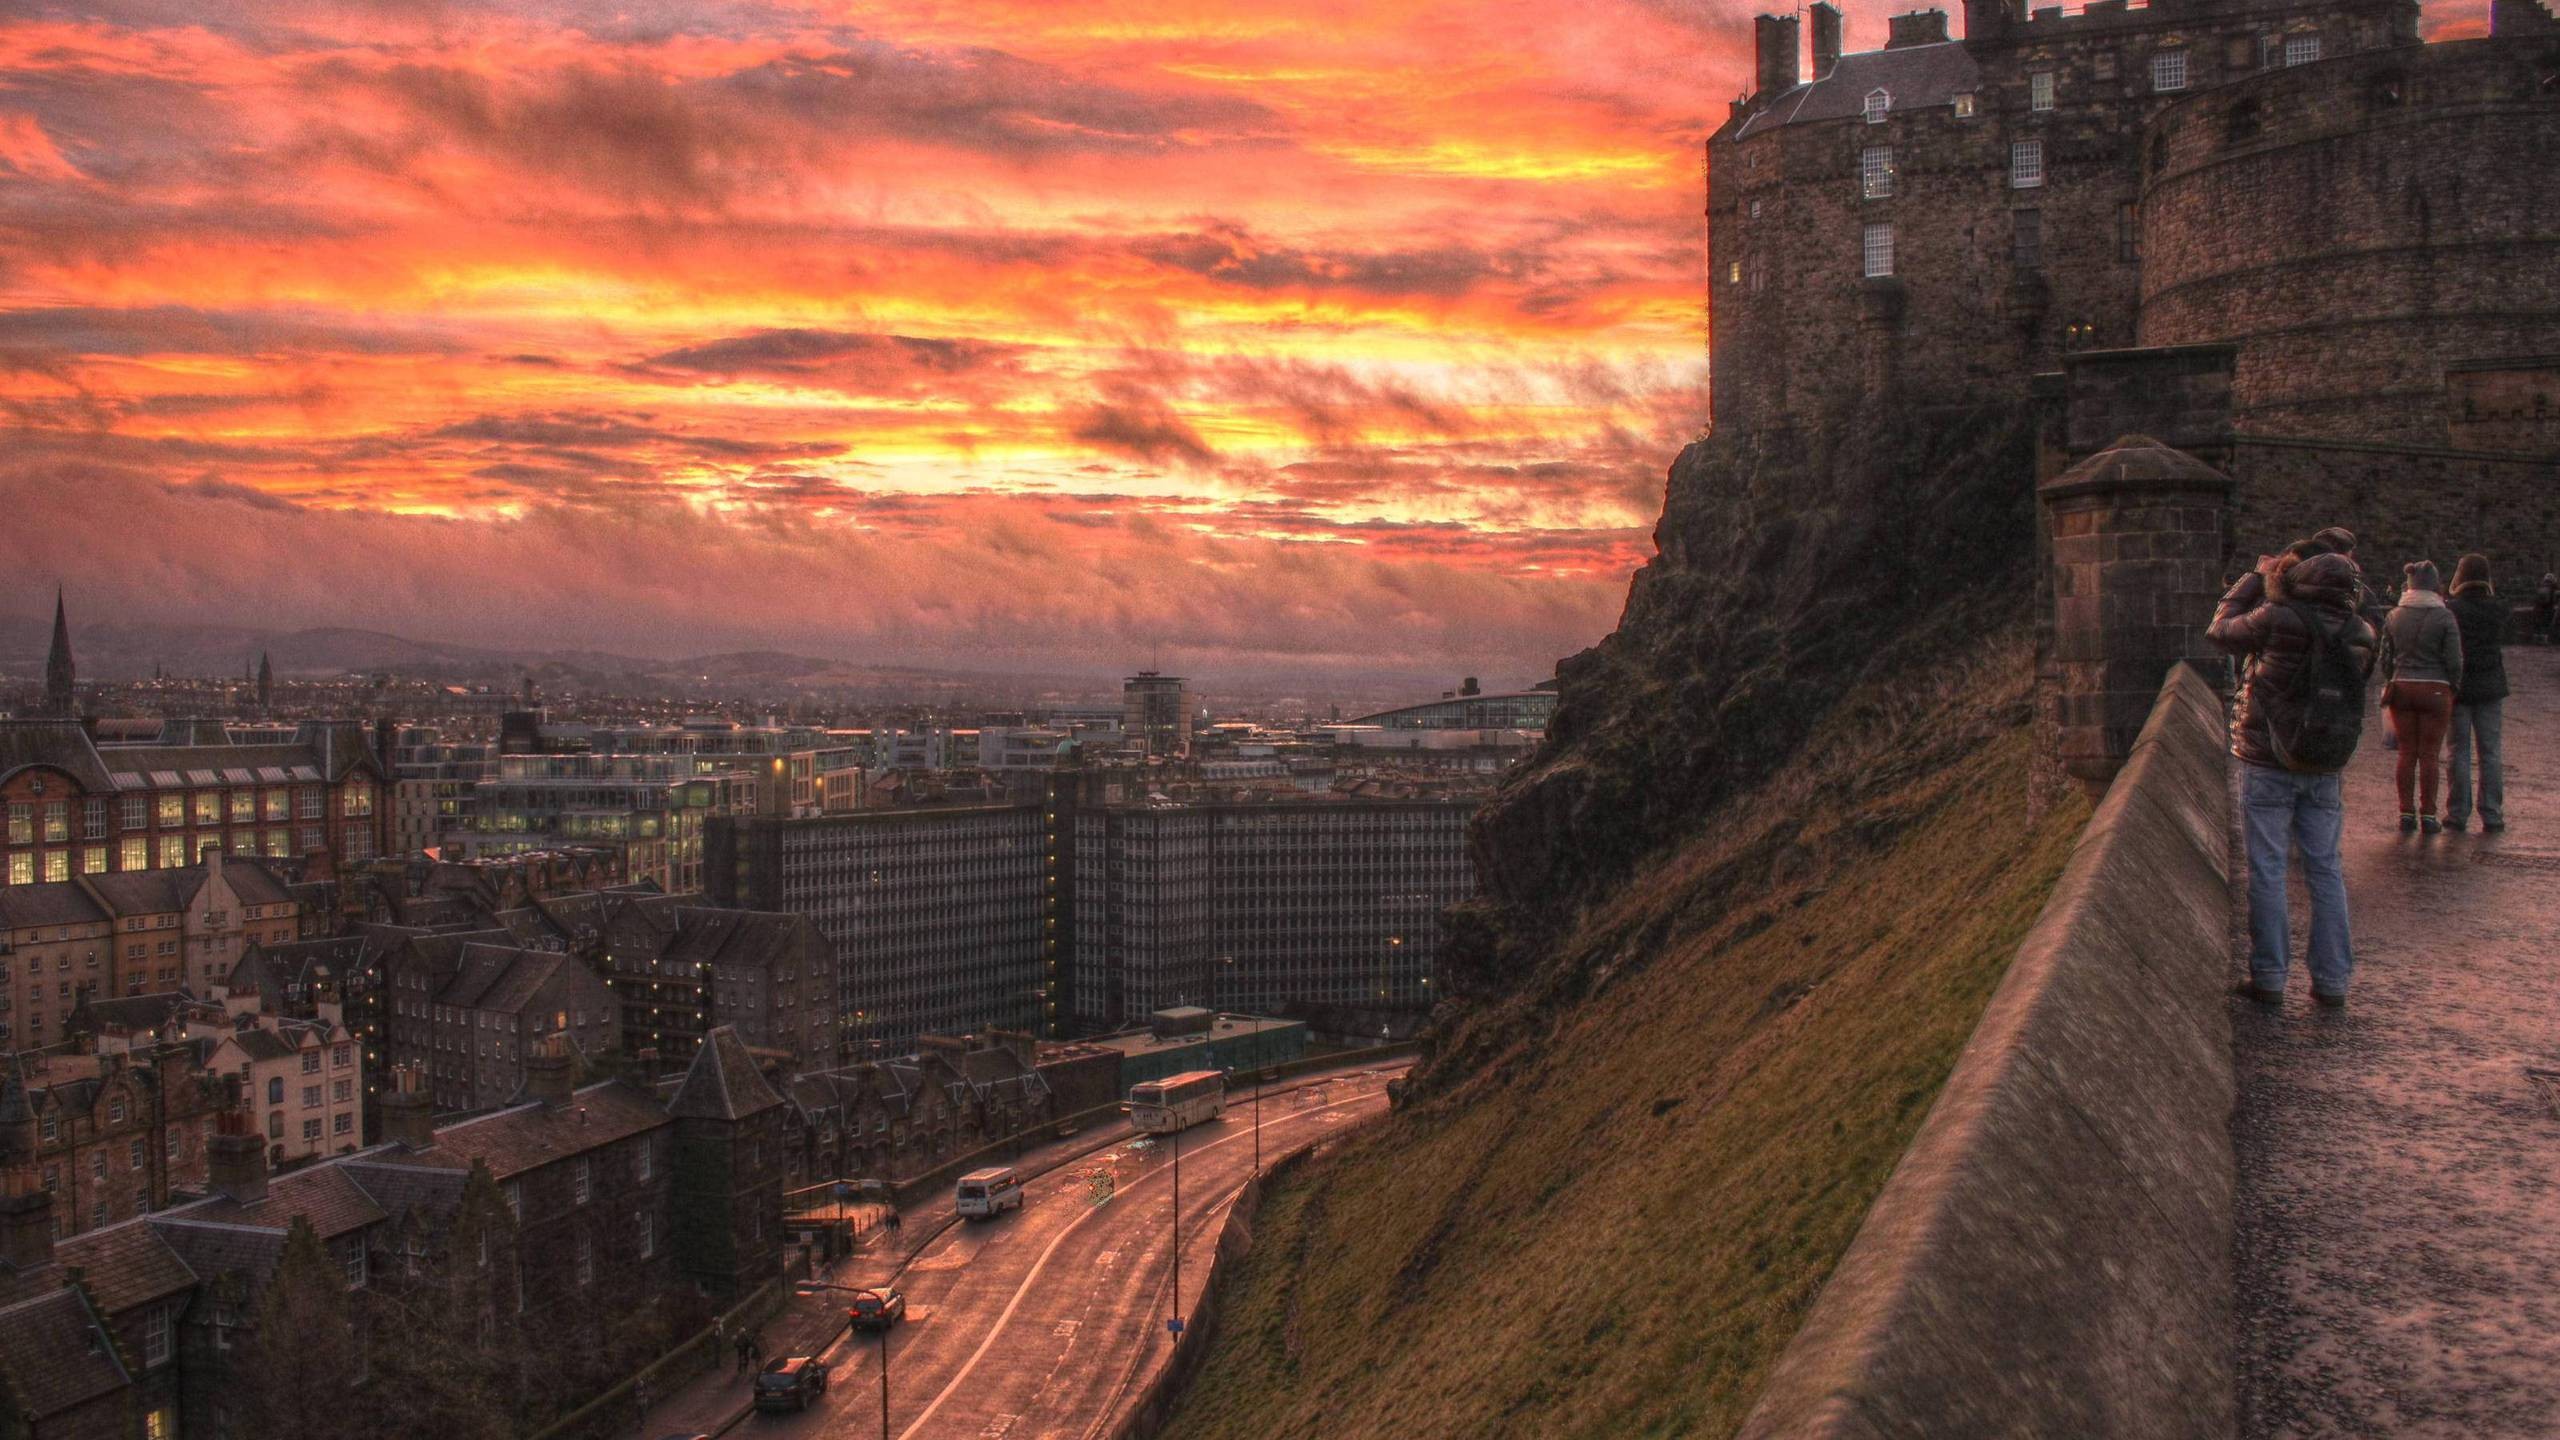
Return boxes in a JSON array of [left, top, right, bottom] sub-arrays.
[[43, 851, 67, 883], [2010, 140, 2045, 188], [2152, 50, 2188, 91], [121, 838, 147, 871], [1862, 222, 1895, 278], [1726, 260, 1741, 283], [2030, 71, 2055, 111], [2285, 34, 2320, 66], [1863, 89, 1890, 123], [1860, 145, 1895, 199], [1953, 93, 1976, 118]]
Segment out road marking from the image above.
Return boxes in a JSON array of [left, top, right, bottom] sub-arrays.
[[1094, 1251, 1115, 1265], [895, 1089, 1386, 1440], [1052, 1320, 1079, 1338]]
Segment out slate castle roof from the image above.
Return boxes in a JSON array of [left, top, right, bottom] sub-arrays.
[[1729, 40, 1982, 140]]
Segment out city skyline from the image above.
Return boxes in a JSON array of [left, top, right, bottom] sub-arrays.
[[0, 0, 1757, 682]]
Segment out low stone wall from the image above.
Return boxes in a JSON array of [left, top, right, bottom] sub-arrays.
[[1107, 1145, 1314, 1440], [1738, 661, 2236, 1440]]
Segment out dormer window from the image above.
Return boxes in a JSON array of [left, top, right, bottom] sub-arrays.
[[1954, 93, 1977, 118], [1864, 89, 1890, 123]]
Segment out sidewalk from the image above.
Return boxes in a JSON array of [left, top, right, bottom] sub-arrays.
[[2232, 646, 2560, 1437]]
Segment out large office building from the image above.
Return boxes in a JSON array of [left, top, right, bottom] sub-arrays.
[[1063, 797, 1476, 1027], [1122, 672, 1191, 758], [706, 805, 1051, 1053]]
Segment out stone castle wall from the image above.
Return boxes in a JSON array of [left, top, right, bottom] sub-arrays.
[[2140, 39, 2560, 446], [1706, 0, 2419, 436]]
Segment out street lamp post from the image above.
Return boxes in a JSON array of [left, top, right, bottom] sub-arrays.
[[1170, 1122, 1183, 1344], [791, 1282, 893, 1440]]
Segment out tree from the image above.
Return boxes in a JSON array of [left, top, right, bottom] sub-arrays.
[[236, 1218, 362, 1440], [358, 1170, 515, 1440]]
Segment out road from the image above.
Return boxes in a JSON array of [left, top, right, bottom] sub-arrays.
[[742, 1070, 1397, 1440]]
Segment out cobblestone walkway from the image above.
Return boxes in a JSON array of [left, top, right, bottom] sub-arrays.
[[2234, 645, 2560, 1437]]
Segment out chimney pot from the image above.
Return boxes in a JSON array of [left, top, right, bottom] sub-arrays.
[[208, 1120, 268, 1207], [1812, 2, 1845, 77]]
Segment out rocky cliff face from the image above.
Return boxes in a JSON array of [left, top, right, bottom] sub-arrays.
[[1428, 404, 2041, 1088]]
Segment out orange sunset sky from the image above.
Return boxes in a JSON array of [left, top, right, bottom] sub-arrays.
[[0, 0, 2483, 686]]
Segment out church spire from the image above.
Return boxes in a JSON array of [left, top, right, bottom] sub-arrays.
[[257, 651, 273, 712], [41, 587, 75, 718]]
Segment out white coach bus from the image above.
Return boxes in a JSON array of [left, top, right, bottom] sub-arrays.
[[1129, 1070, 1226, 1135]]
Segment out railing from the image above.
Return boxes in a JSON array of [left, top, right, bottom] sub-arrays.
[[523, 1276, 785, 1440]]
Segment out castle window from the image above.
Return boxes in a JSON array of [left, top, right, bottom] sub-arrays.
[[2117, 201, 2141, 263], [2030, 72, 2055, 111], [1954, 92, 1976, 118], [2371, 73, 2404, 107], [1862, 222, 1895, 278], [1861, 146, 1896, 199], [2152, 50, 2188, 92], [1727, 260, 1741, 284], [2010, 140, 2044, 188], [2227, 99, 2262, 144], [2284, 33, 2320, 67], [1750, 199, 1762, 219], [2150, 133, 2170, 176], [1864, 89, 1890, 123], [2012, 210, 2043, 270]]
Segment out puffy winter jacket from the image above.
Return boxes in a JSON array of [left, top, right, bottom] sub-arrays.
[[2446, 587, 2510, 704], [2379, 592, 2464, 690], [2207, 552, 2380, 769]]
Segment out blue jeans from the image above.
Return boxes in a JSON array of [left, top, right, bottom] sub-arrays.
[[2447, 701, 2504, 827], [2242, 762, 2353, 996]]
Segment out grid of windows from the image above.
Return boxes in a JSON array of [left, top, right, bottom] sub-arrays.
[[2152, 49, 2188, 91], [1860, 145, 1895, 199], [2284, 34, 2321, 66], [1863, 222, 1895, 278], [2010, 140, 2045, 189]]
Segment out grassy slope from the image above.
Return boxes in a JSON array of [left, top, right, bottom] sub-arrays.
[[1162, 634, 2089, 1440]]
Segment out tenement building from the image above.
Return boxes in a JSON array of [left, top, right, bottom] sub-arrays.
[[1711, 0, 2560, 566], [0, 708, 387, 895], [0, 1032, 784, 1440]]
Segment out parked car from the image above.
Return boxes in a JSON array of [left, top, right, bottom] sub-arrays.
[[846, 1284, 907, 1332], [752, 1356, 830, 1414]]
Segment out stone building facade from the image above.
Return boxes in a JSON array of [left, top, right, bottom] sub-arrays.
[[1712, 0, 2559, 572]]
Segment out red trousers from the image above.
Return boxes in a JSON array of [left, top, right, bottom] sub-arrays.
[[2386, 680, 2454, 816]]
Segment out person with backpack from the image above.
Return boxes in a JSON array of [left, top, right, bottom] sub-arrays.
[[2443, 554, 2508, 832], [2209, 549, 2379, 1008], [2378, 560, 2464, 834]]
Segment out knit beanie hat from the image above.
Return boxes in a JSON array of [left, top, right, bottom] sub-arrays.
[[2451, 553, 2493, 593], [2404, 559, 2442, 593], [2311, 526, 2358, 555]]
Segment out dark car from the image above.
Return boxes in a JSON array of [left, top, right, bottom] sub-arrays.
[[846, 1285, 907, 1332], [752, 1356, 829, 1414]]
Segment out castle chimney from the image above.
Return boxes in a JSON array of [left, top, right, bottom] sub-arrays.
[[1753, 14, 1802, 98], [208, 1112, 267, 1206], [382, 1063, 435, 1150], [1811, 3, 1844, 78], [1887, 9, 1950, 47], [524, 1030, 575, 1109], [0, 1170, 55, 1273], [1963, 0, 2016, 46]]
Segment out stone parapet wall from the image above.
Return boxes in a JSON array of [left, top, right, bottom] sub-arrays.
[[1739, 662, 2236, 1440]]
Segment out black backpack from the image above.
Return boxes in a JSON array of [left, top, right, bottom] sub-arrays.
[[2264, 603, 2368, 773]]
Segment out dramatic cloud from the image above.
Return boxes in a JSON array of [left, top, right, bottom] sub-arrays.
[[0, 0, 2016, 685]]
